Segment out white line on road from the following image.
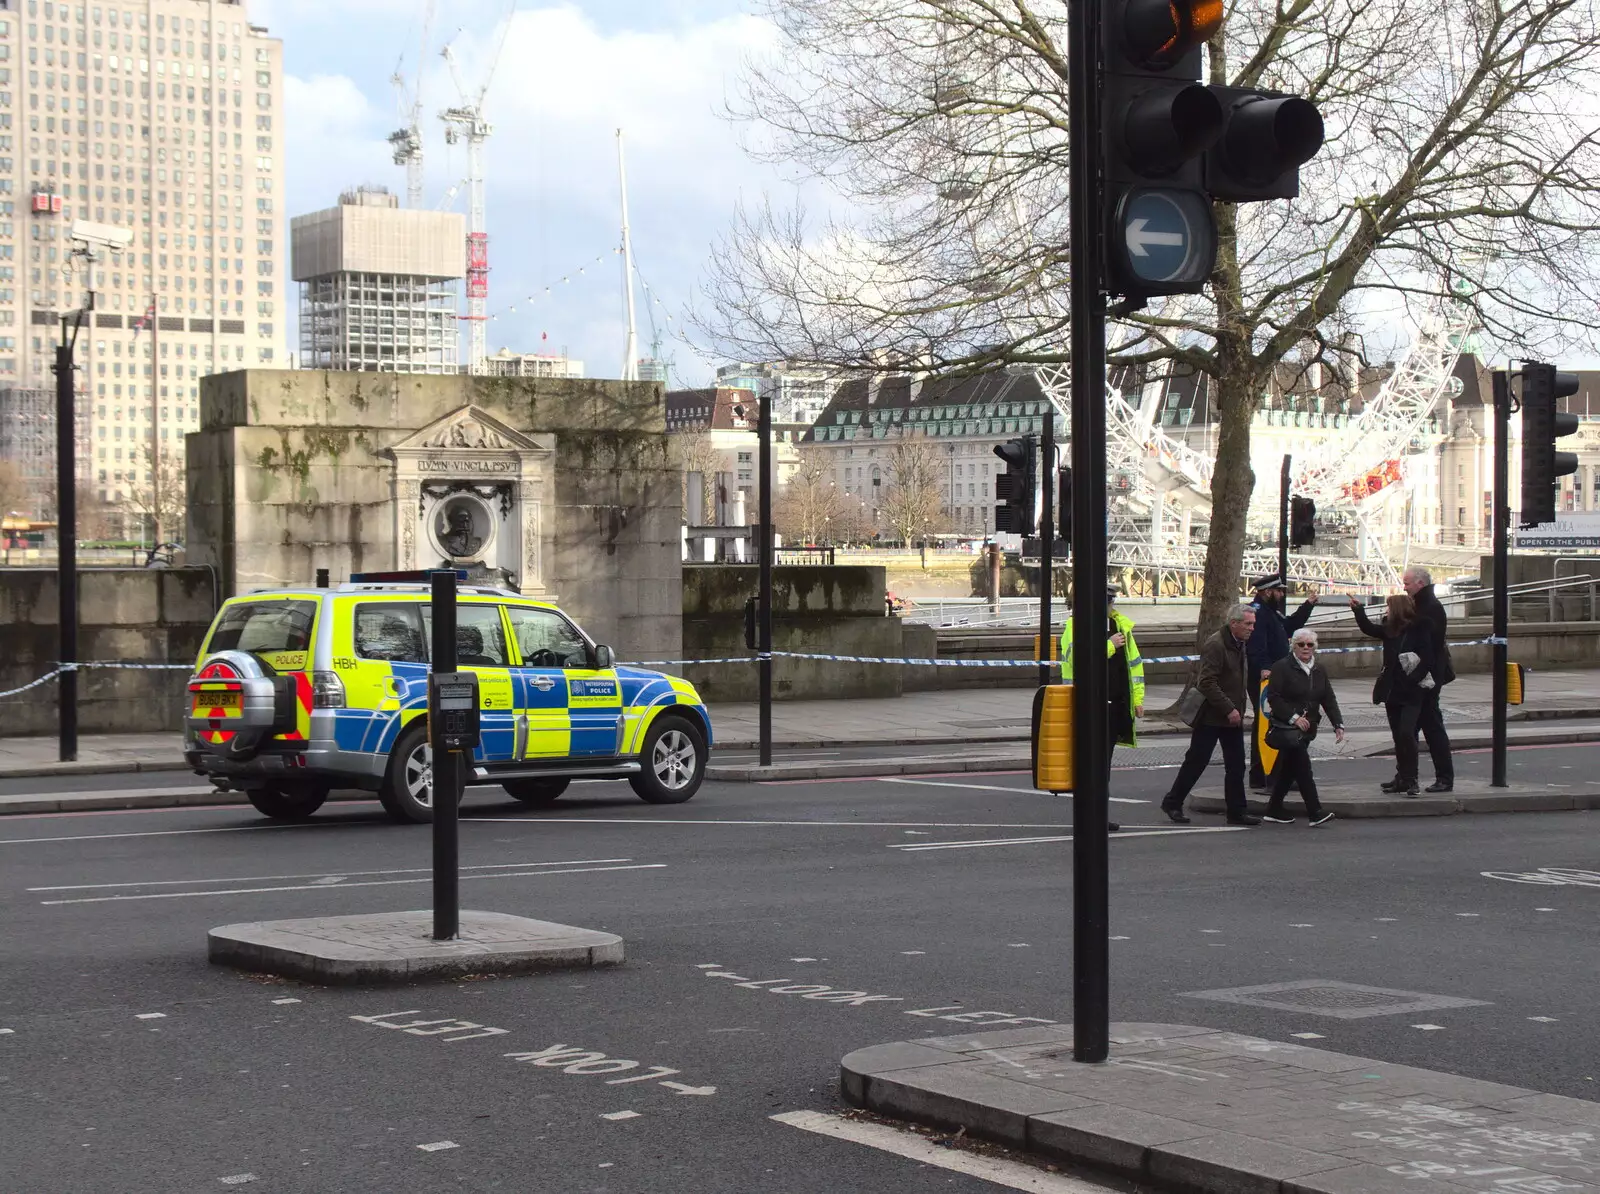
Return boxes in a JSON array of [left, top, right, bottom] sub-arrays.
[[37, 863, 665, 905], [0, 822, 334, 846], [28, 859, 634, 892], [887, 827, 1243, 852], [876, 777, 1147, 803], [472, 817, 1075, 829], [771, 1109, 1116, 1193]]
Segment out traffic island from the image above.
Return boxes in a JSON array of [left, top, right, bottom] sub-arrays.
[[1190, 775, 1600, 818], [208, 910, 623, 985], [841, 1023, 1600, 1194]]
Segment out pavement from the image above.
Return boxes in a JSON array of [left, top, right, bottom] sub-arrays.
[[4, 761, 1598, 1191], [842, 1022, 1600, 1194], [6, 668, 1600, 778]]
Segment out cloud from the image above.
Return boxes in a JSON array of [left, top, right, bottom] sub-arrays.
[[271, 2, 785, 382]]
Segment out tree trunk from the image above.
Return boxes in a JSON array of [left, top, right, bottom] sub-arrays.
[[1196, 369, 1259, 646]]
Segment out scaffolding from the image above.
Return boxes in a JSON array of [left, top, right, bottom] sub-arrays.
[[0, 385, 67, 516], [298, 272, 460, 373]]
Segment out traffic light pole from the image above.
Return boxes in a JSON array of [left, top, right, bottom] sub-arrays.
[[1039, 407, 1054, 688], [758, 385, 774, 767], [1069, 0, 1110, 1066], [1491, 370, 1510, 788], [1278, 455, 1291, 586], [430, 569, 460, 940]]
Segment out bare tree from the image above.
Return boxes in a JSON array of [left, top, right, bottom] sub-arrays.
[[118, 446, 188, 544], [673, 430, 721, 524], [880, 435, 948, 545], [775, 443, 843, 543], [704, 0, 1600, 636]]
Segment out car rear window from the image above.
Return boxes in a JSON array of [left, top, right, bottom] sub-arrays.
[[208, 600, 317, 656], [354, 604, 428, 663]]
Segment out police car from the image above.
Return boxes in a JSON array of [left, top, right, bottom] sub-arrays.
[[183, 576, 712, 822]]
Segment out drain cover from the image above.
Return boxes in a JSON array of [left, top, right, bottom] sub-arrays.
[[1182, 979, 1489, 1019]]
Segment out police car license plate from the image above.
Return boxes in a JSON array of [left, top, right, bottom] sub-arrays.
[[197, 691, 241, 712]]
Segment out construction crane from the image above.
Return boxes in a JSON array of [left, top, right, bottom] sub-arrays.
[[388, 0, 436, 209], [439, 1, 516, 376]]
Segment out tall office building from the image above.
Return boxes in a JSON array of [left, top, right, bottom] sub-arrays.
[[0, 0, 283, 515], [291, 186, 463, 373]]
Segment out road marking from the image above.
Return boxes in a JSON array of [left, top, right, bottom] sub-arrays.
[[271, 998, 301, 1005], [416, 1141, 459, 1152], [900, 950, 925, 955], [601, 1111, 642, 1121], [886, 827, 1242, 852], [218, 1175, 259, 1187], [0, 822, 338, 846], [771, 1110, 1115, 1193], [1292, 1032, 1326, 1039], [135, 1012, 167, 1020], [28, 859, 634, 892], [37, 863, 665, 905], [1412, 1024, 1446, 1031], [472, 817, 1075, 829], [877, 777, 1146, 803], [1529, 1016, 1559, 1023]]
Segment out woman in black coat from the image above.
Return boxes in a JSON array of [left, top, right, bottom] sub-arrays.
[[1262, 629, 1346, 826], [1350, 592, 1438, 795]]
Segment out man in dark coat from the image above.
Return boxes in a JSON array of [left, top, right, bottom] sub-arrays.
[[1160, 604, 1261, 826], [1402, 566, 1454, 792], [1247, 572, 1319, 789]]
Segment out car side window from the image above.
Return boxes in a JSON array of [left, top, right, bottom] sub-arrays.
[[353, 604, 427, 663], [506, 607, 591, 670]]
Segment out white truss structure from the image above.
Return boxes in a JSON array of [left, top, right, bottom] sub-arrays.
[[1033, 298, 1472, 591]]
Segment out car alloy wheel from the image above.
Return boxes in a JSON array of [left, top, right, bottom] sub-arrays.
[[652, 728, 696, 791]]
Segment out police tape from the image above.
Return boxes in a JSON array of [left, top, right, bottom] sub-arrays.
[[0, 636, 1516, 700], [629, 636, 1510, 670]]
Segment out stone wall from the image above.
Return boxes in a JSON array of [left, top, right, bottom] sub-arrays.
[[0, 568, 216, 736], [186, 370, 682, 664], [682, 565, 902, 701]]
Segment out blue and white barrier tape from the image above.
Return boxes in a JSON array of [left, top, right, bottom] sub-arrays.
[[0, 636, 1518, 701]]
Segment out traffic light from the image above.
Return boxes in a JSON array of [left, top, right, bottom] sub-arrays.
[[1058, 466, 1074, 548], [1289, 495, 1316, 548], [1102, 0, 1224, 296], [994, 435, 1039, 535], [1519, 362, 1581, 528], [1204, 88, 1325, 202], [1101, 0, 1324, 296]]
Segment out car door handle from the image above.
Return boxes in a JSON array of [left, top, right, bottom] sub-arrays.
[[531, 675, 557, 692]]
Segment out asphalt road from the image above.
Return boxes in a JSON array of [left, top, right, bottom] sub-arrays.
[[3, 747, 1598, 1193]]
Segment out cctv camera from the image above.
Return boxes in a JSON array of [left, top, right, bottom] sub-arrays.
[[70, 219, 135, 250]]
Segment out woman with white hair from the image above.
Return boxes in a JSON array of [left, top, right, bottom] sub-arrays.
[[1262, 628, 1347, 826]]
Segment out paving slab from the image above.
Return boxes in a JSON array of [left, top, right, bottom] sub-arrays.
[[207, 909, 623, 985], [841, 1022, 1600, 1194]]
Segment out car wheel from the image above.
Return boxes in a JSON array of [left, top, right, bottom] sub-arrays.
[[629, 715, 706, 805], [380, 721, 436, 824], [503, 778, 571, 806], [245, 783, 329, 821]]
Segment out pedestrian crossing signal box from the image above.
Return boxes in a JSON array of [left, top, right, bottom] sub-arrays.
[[1506, 662, 1526, 706], [429, 672, 481, 753], [1032, 684, 1074, 793]]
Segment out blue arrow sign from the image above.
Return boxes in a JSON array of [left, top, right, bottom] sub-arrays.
[[1114, 189, 1216, 291]]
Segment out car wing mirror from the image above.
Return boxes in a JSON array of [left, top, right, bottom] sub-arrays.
[[592, 644, 615, 670]]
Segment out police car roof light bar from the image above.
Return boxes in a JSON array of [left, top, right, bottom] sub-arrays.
[[349, 569, 470, 584]]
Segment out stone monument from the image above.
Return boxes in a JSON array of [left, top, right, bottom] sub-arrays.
[[185, 372, 681, 661]]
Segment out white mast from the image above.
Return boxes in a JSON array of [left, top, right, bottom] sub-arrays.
[[617, 128, 640, 382]]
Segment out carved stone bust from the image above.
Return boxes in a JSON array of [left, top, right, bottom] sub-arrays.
[[437, 499, 486, 561]]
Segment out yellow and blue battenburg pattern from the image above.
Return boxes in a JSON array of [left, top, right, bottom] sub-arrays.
[[304, 595, 710, 769]]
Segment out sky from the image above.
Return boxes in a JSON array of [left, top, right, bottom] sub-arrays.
[[257, 0, 785, 385]]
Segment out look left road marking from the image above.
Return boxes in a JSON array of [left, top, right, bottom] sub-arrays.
[[772, 1110, 1115, 1192], [37, 863, 664, 905]]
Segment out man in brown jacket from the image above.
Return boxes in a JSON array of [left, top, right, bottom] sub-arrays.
[[1161, 603, 1261, 826]]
